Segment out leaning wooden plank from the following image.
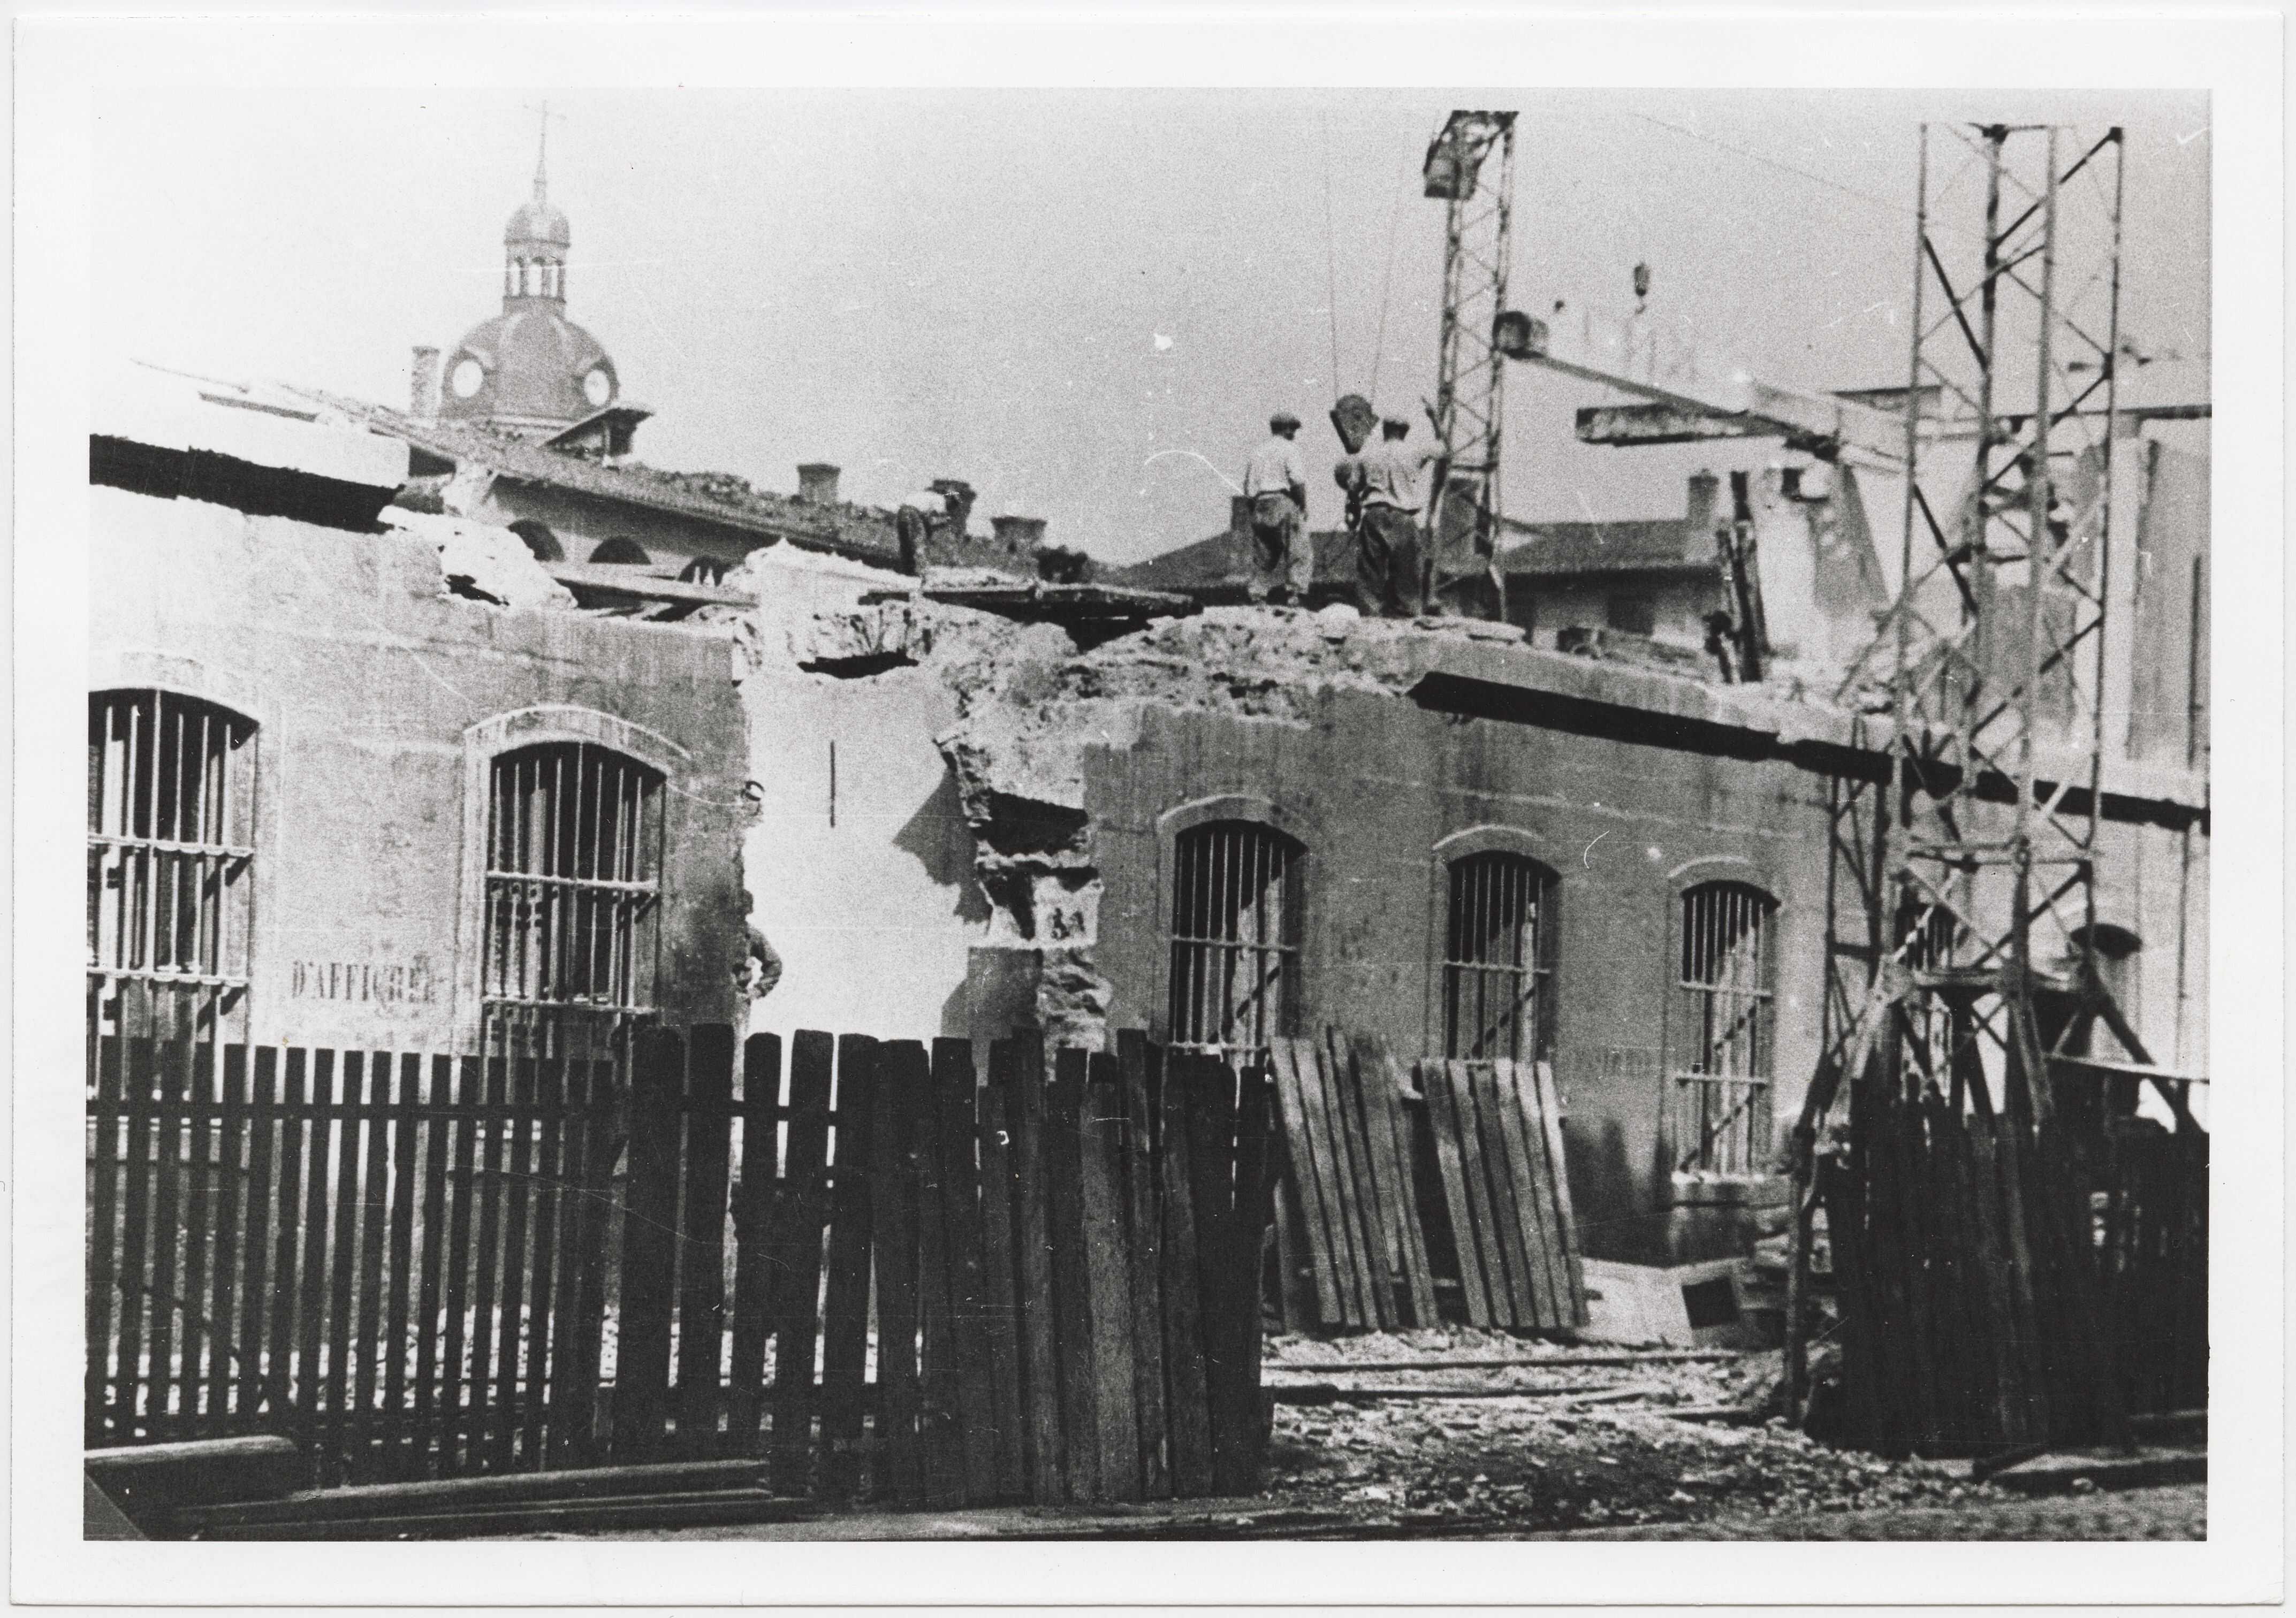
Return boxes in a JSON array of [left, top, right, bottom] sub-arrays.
[[1328, 1029, 1401, 1330], [174, 1456, 800, 1529], [870, 1041, 928, 1507], [1288, 1039, 1365, 1327], [933, 1039, 1000, 1505], [1156, 1046, 1214, 1500], [909, 1046, 964, 1507], [975, 1055, 1027, 1502], [1002, 1032, 1066, 1503], [1503, 1061, 1572, 1330], [1359, 1036, 1439, 1329], [1268, 1040, 1343, 1329], [1529, 1059, 1591, 1325], [1485, 1062, 1559, 1331], [1467, 1063, 1537, 1329], [1044, 1049, 1102, 1502], [611, 1029, 684, 1466], [1319, 1034, 1388, 1327], [1421, 1063, 1492, 1328], [816, 1035, 878, 1501], [1116, 1032, 1170, 1500], [724, 1034, 782, 1461]]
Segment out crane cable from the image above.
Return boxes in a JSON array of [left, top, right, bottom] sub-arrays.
[[1367, 135, 1412, 401], [1321, 110, 1343, 393]]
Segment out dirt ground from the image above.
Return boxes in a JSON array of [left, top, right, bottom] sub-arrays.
[[522, 1330, 2202, 1541]]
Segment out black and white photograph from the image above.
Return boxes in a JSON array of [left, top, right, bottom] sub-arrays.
[[12, 9, 2284, 1602]]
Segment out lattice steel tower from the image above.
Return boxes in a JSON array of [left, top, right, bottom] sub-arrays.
[[1786, 123, 2161, 1423], [1421, 110, 1518, 605]]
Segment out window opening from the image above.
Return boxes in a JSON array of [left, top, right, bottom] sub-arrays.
[[86, 690, 256, 1050], [507, 520, 564, 562], [1443, 850, 1558, 1062], [588, 536, 651, 566], [1606, 592, 1658, 637], [482, 742, 664, 1059], [1671, 881, 1777, 1178], [1166, 820, 1302, 1061]]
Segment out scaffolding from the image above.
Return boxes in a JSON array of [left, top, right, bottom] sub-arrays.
[[1782, 123, 2181, 1438]]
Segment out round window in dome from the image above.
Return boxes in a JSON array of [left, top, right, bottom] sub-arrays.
[[450, 358, 485, 400], [583, 367, 613, 408]]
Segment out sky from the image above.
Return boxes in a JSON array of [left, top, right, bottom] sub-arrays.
[[92, 87, 2210, 566]]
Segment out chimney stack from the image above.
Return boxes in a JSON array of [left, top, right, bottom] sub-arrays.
[[796, 463, 841, 505], [410, 346, 440, 418], [991, 515, 1048, 553], [1685, 469, 1721, 539]]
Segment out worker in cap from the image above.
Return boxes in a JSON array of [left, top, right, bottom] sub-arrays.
[[1241, 411, 1312, 604], [1341, 414, 1440, 617], [895, 484, 964, 577]]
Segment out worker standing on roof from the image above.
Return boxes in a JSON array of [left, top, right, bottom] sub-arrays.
[[1342, 415, 1438, 619], [1242, 411, 1312, 604], [895, 486, 959, 576]]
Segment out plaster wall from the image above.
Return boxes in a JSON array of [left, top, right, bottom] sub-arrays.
[[92, 484, 750, 1050]]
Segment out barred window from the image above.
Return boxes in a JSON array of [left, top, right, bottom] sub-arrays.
[[1670, 881, 1777, 1178], [87, 691, 257, 1044], [1166, 820, 1303, 1059], [1443, 851, 1559, 1062], [482, 743, 664, 1042]]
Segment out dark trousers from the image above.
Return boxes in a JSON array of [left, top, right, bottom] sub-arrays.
[[896, 507, 930, 575], [1356, 503, 1423, 617]]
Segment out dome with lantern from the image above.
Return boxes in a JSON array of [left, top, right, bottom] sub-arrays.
[[437, 131, 619, 436]]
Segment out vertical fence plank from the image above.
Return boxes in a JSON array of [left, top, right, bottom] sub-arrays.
[[1269, 1042, 1343, 1331], [675, 1027, 737, 1461], [1045, 1047, 1100, 1502], [1181, 1053, 1242, 1492], [206, 1044, 247, 1433], [1116, 1032, 1169, 1500], [1490, 1063, 1561, 1330], [349, 1053, 392, 1477], [146, 1035, 189, 1440], [116, 1037, 158, 1442], [1324, 1035, 1394, 1331], [871, 1040, 927, 1506], [318, 1052, 366, 1471], [411, 1055, 453, 1475], [554, 1050, 617, 1470], [87, 1033, 126, 1445], [1157, 1045, 1213, 1499], [769, 1029, 835, 1492], [518, 1056, 565, 1472], [818, 1035, 878, 1501], [484, 1053, 537, 1474], [612, 1027, 683, 1464], [293, 1050, 337, 1466], [1470, 1064, 1538, 1328], [236, 1047, 280, 1437], [910, 1042, 965, 1507], [263, 1048, 309, 1463], [1081, 1052, 1142, 1502], [177, 1040, 217, 1439], [933, 1039, 1000, 1506], [1336, 1033, 1404, 1330], [724, 1034, 782, 1460], [464, 1050, 514, 1475], [1528, 1059, 1588, 1323], [1363, 1037, 1439, 1329], [1446, 1061, 1511, 1327], [1005, 1033, 1065, 1503], [1220, 1060, 1275, 1495], [379, 1055, 420, 1476], [975, 1059, 1027, 1503]]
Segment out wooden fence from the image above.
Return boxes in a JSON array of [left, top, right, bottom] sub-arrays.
[[1820, 1075, 2207, 1458], [85, 1025, 1274, 1506]]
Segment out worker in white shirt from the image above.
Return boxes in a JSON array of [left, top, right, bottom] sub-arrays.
[[1344, 415, 1441, 617], [1241, 411, 1312, 604]]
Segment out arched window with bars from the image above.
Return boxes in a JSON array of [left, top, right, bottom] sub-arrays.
[[481, 741, 665, 1056], [1165, 819, 1303, 1060], [1443, 850, 1560, 1062], [87, 690, 257, 1045], [1669, 880, 1779, 1179]]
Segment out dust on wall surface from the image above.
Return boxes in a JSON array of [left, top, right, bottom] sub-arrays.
[[93, 484, 751, 1049]]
